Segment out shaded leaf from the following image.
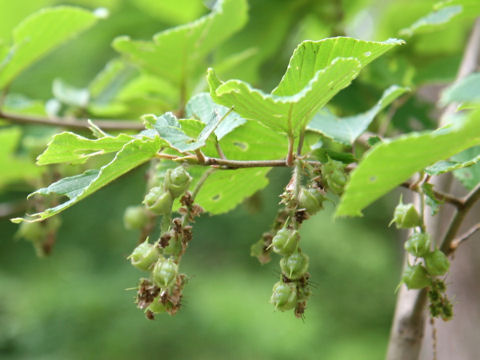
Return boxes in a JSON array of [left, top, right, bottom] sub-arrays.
[[451, 146, 480, 190], [440, 72, 480, 105], [0, 6, 100, 88], [336, 110, 480, 217], [186, 93, 246, 140], [307, 85, 409, 144], [422, 183, 443, 216]]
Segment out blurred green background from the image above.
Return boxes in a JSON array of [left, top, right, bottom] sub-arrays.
[[0, 0, 472, 358]]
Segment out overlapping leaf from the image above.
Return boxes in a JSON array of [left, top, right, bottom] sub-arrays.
[[12, 136, 161, 223], [112, 0, 247, 87], [0, 7, 100, 88], [186, 93, 246, 140], [336, 110, 480, 217], [307, 85, 409, 144], [208, 37, 404, 135]]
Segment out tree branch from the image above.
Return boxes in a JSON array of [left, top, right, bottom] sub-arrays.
[[441, 183, 480, 255], [0, 110, 145, 131], [400, 181, 464, 209], [450, 222, 480, 251]]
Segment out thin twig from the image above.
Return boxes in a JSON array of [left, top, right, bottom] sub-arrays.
[[441, 183, 480, 255], [0, 110, 145, 131], [450, 223, 480, 251], [400, 181, 463, 209]]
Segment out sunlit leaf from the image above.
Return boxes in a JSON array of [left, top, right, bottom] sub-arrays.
[[336, 110, 480, 217], [12, 136, 161, 223]]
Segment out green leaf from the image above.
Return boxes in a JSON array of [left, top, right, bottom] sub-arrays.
[[186, 93, 246, 140], [422, 182, 444, 216], [336, 110, 480, 217], [36, 132, 135, 165], [208, 38, 404, 135], [425, 147, 480, 176], [401, 0, 480, 36], [441, 72, 480, 105], [112, 0, 247, 87], [451, 146, 480, 190], [193, 167, 271, 214], [52, 78, 90, 108], [148, 112, 221, 153], [0, 6, 100, 88], [12, 136, 161, 223], [133, 0, 205, 24], [307, 85, 409, 144], [0, 127, 41, 187]]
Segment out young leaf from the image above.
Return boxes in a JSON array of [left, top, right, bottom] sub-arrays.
[[112, 0, 247, 87], [12, 136, 161, 223], [0, 127, 41, 187], [208, 38, 404, 135], [0, 6, 100, 88], [425, 147, 480, 176], [186, 93, 246, 140], [422, 183, 444, 216], [36, 132, 135, 165], [307, 85, 409, 144], [336, 110, 480, 217]]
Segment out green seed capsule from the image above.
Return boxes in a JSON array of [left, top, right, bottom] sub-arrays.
[[404, 233, 431, 257], [152, 258, 178, 288], [402, 264, 431, 289], [280, 251, 309, 280], [17, 221, 45, 242], [391, 199, 422, 229], [298, 187, 326, 215], [165, 167, 192, 198], [271, 228, 299, 256], [146, 298, 166, 314], [424, 250, 450, 276], [162, 233, 182, 257], [123, 206, 149, 230], [322, 158, 347, 195], [143, 187, 173, 215], [129, 241, 160, 271], [270, 281, 297, 311]]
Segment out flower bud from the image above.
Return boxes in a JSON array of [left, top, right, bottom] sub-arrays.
[[129, 241, 160, 271], [152, 258, 178, 288], [391, 199, 422, 229], [123, 205, 149, 230], [271, 228, 299, 256], [402, 264, 431, 289], [424, 250, 450, 276], [143, 187, 173, 215], [404, 233, 431, 257], [280, 251, 309, 280], [298, 187, 326, 215], [165, 167, 192, 198], [270, 281, 297, 311]]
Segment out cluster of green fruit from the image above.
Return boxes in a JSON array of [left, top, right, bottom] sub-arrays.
[[124, 166, 196, 319], [253, 158, 348, 317], [391, 198, 452, 320]]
